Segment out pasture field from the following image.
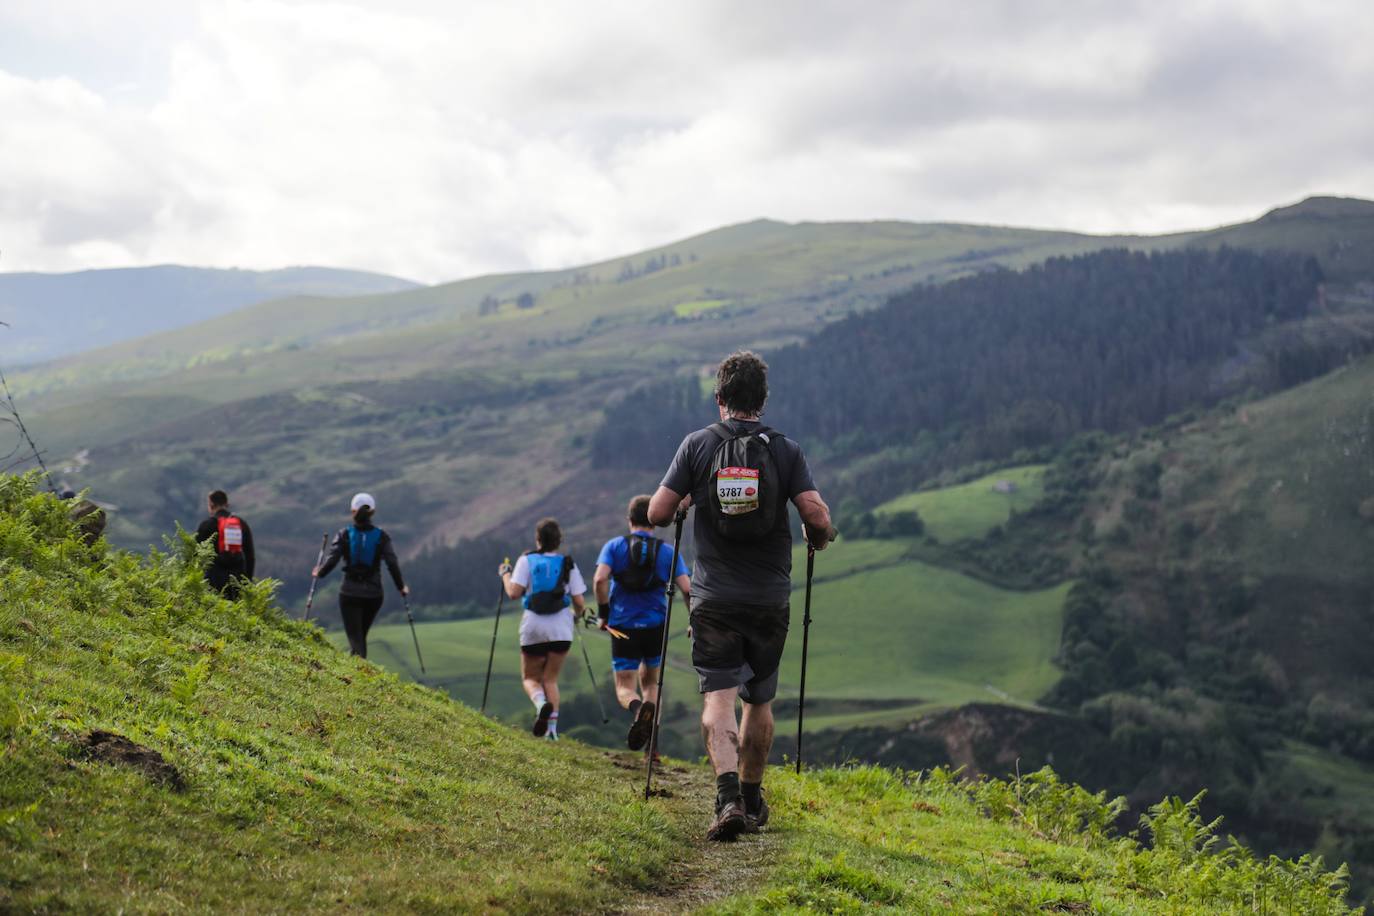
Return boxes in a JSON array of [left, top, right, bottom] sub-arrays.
[[875, 464, 1047, 542]]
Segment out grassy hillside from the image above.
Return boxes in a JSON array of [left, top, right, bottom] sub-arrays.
[[1072, 353, 1374, 694], [1, 476, 1361, 913], [1196, 196, 1374, 283], [880, 352, 1374, 895], [0, 476, 700, 911], [875, 465, 1047, 542], [710, 766, 1358, 914]]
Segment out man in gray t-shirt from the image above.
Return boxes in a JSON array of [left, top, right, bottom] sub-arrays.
[[649, 350, 832, 842]]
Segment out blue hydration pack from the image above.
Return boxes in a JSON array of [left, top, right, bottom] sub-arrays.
[[345, 526, 383, 581], [525, 553, 573, 614]]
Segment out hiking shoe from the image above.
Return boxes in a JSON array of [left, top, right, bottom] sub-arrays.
[[627, 701, 656, 751], [532, 702, 553, 737], [744, 794, 770, 833], [706, 798, 747, 842]]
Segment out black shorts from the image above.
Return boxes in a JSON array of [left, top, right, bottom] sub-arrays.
[[610, 623, 666, 671], [521, 640, 572, 657], [689, 598, 790, 704]]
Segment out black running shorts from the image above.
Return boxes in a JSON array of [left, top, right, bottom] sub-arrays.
[[521, 640, 572, 657], [689, 598, 790, 704], [610, 623, 666, 670]]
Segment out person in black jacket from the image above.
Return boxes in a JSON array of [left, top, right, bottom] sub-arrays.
[[194, 489, 255, 599], [312, 492, 408, 658]]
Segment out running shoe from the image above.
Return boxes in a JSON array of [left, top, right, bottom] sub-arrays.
[[744, 793, 770, 833], [706, 798, 747, 842], [532, 701, 553, 737], [627, 701, 656, 750]]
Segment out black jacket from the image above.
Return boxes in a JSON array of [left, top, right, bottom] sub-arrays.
[[316, 523, 405, 600], [195, 509, 256, 592]]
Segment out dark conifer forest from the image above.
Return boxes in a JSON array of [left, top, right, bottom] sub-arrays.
[[766, 247, 1323, 467]]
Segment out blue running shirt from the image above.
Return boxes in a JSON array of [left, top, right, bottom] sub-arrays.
[[597, 532, 690, 629]]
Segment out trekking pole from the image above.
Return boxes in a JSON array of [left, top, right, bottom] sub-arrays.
[[577, 620, 610, 724], [402, 594, 426, 675], [796, 526, 836, 775], [480, 557, 510, 715], [645, 508, 687, 802], [302, 533, 328, 622]]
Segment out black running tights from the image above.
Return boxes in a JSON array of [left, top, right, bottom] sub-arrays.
[[339, 595, 384, 658]]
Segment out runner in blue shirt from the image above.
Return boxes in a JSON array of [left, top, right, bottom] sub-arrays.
[[594, 494, 691, 755]]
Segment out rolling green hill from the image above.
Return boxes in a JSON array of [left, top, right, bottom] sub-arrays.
[[1196, 196, 1374, 283], [20, 198, 1374, 611], [16, 195, 1368, 609], [875, 465, 1047, 542], [875, 351, 1374, 896], [20, 216, 1157, 596], [1, 476, 1360, 913]]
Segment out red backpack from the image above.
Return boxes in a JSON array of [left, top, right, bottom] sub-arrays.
[[217, 515, 245, 556]]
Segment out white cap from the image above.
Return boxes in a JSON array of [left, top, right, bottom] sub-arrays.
[[350, 492, 376, 512]]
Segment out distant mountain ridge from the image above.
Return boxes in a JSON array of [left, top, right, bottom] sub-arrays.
[[0, 264, 420, 364]]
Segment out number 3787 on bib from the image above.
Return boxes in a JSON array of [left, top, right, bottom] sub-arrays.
[[716, 467, 761, 516]]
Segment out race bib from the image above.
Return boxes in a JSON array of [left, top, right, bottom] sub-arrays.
[[222, 523, 243, 548], [716, 467, 761, 516]]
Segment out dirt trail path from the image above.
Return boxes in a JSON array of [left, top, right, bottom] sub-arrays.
[[605, 752, 783, 914]]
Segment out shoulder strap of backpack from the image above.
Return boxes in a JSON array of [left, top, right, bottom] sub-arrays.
[[557, 555, 573, 589], [711, 421, 781, 442], [369, 529, 385, 569]]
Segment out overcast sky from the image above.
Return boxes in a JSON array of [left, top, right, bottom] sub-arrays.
[[1, 0, 1371, 284]]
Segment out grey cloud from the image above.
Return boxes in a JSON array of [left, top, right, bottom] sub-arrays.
[[36, 197, 158, 247], [3, 0, 1373, 279]]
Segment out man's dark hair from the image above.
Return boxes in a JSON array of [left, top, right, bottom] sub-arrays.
[[627, 495, 652, 528], [535, 517, 562, 552], [715, 350, 769, 416], [208, 490, 229, 508]]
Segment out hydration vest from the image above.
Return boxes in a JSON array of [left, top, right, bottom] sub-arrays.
[[217, 515, 245, 557], [526, 553, 573, 615], [344, 526, 383, 582], [613, 534, 665, 593], [705, 423, 782, 542]]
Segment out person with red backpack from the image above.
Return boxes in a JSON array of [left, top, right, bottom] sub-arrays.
[[313, 492, 409, 659], [195, 489, 255, 599], [649, 351, 833, 842]]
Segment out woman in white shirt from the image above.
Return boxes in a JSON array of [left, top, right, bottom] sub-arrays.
[[498, 517, 587, 739]]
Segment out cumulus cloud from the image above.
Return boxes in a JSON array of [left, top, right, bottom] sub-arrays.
[[0, 0, 1371, 282]]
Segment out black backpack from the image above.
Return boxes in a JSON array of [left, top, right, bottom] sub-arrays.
[[613, 535, 664, 592], [705, 423, 782, 542]]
